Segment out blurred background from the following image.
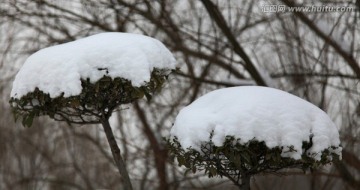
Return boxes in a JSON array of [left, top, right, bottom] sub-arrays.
[[0, 0, 359, 189]]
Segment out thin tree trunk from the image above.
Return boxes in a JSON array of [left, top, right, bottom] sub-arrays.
[[200, 0, 269, 87], [101, 119, 133, 190], [241, 175, 251, 190]]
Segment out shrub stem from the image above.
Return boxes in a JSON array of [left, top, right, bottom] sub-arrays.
[[101, 119, 133, 190]]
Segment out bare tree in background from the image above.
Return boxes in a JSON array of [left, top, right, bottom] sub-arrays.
[[0, 0, 359, 189]]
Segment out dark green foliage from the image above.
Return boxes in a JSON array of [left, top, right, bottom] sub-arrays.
[[10, 68, 171, 127], [166, 132, 341, 186]]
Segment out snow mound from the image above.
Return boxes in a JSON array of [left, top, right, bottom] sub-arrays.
[[171, 86, 341, 160], [11, 32, 176, 99]]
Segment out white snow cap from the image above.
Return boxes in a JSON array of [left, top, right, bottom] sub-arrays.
[[11, 32, 176, 98], [171, 86, 342, 160]]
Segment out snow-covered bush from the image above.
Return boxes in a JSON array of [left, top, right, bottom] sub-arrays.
[[10, 33, 175, 127], [167, 86, 341, 189], [9, 32, 176, 190]]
